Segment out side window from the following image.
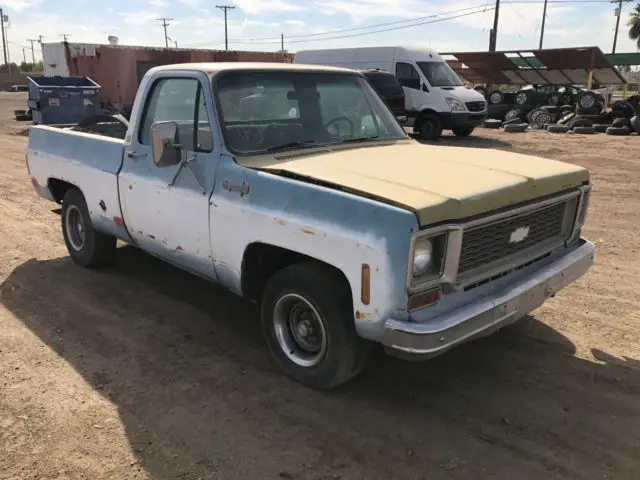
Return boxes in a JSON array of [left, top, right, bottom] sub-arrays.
[[139, 77, 213, 152], [395, 62, 421, 90]]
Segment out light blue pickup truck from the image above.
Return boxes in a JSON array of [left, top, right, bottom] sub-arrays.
[[26, 63, 594, 389]]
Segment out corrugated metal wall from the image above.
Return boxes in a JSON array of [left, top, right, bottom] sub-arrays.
[[44, 42, 295, 108]]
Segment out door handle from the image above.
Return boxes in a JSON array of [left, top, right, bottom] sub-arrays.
[[126, 150, 147, 159]]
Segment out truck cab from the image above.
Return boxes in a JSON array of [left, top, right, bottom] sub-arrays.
[[26, 63, 594, 390], [294, 46, 488, 139]]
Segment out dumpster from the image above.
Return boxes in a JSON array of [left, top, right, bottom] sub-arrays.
[[27, 76, 101, 125]]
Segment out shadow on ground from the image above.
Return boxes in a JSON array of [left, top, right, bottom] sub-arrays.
[[2, 247, 639, 480]]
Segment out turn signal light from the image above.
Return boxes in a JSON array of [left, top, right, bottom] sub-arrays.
[[408, 288, 441, 312]]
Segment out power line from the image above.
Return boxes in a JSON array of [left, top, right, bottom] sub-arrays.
[[216, 5, 235, 51], [157, 17, 173, 48]]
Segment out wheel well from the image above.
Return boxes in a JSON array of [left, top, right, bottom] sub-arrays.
[[48, 178, 78, 204], [241, 243, 352, 303]]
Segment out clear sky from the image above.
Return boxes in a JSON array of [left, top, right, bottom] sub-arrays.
[[2, 0, 639, 65]]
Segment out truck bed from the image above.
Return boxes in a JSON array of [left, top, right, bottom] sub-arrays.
[[26, 126, 130, 240]]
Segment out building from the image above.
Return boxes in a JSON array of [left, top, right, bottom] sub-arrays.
[[42, 41, 294, 110]]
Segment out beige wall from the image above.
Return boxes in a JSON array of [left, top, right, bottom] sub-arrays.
[[0, 72, 44, 90]]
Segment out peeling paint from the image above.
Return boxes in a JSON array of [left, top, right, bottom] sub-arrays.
[[175, 245, 184, 251], [300, 227, 316, 235], [275, 218, 286, 226]]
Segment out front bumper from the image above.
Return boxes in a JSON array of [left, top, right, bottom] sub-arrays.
[[440, 111, 488, 129], [382, 240, 595, 357]]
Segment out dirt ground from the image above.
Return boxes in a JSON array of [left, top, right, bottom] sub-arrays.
[[1, 91, 639, 480]]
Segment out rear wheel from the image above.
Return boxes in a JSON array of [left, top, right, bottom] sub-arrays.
[[416, 113, 442, 140], [452, 126, 474, 137], [261, 262, 371, 390], [61, 188, 116, 268]]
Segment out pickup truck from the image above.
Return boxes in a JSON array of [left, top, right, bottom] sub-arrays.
[[26, 63, 595, 390]]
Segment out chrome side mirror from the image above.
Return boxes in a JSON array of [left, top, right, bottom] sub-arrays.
[[151, 121, 182, 167]]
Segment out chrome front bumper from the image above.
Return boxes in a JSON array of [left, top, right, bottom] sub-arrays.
[[382, 240, 595, 357]]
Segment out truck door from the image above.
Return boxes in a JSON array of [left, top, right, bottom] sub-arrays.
[[395, 61, 432, 121], [119, 72, 219, 280]]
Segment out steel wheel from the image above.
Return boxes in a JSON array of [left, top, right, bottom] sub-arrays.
[[65, 204, 86, 251], [273, 293, 328, 368]]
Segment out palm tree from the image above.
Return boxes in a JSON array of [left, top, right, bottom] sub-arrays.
[[629, 3, 640, 48]]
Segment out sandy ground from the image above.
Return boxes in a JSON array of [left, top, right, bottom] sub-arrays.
[[1, 91, 639, 480]]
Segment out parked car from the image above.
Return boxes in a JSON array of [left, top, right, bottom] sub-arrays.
[[6, 84, 28, 92], [294, 46, 488, 140], [26, 63, 594, 389], [359, 68, 407, 124]]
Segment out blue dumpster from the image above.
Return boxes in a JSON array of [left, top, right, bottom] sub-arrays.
[[27, 76, 101, 125]]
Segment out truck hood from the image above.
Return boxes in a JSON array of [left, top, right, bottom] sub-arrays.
[[242, 141, 589, 226]]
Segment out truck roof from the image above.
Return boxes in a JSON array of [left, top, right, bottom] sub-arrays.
[[148, 62, 358, 75]]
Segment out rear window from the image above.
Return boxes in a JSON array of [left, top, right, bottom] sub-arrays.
[[363, 72, 404, 96]]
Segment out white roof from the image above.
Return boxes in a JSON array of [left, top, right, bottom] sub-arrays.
[[149, 62, 358, 75]]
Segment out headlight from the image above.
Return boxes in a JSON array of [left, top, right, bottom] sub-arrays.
[[446, 98, 466, 112], [413, 238, 433, 277]]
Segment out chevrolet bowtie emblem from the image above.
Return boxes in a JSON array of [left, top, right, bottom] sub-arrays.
[[509, 226, 530, 244]]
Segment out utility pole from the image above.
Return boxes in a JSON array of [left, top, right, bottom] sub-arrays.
[[216, 5, 235, 51], [539, 0, 548, 50], [612, 0, 631, 54], [157, 17, 172, 48], [59, 33, 71, 42], [27, 38, 38, 63], [22, 48, 26, 63], [0, 8, 8, 69], [489, 0, 500, 51]]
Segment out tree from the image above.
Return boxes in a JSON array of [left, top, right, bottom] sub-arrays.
[[629, 3, 640, 48]]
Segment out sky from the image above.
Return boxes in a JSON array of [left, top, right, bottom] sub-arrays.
[[1, 0, 639, 65]]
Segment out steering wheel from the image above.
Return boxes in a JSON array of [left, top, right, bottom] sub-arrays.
[[236, 125, 264, 146], [324, 117, 354, 138]]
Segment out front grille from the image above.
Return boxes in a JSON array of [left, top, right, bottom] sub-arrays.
[[465, 101, 486, 112], [458, 200, 571, 276]]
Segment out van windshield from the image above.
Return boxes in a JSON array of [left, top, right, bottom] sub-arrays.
[[417, 61, 464, 87], [215, 71, 407, 155]]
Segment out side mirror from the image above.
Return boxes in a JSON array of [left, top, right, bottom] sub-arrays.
[[151, 121, 182, 167], [422, 83, 429, 92]]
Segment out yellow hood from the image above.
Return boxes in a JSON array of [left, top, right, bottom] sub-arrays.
[[242, 141, 589, 226]]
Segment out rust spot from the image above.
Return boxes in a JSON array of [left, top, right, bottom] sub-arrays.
[[176, 245, 183, 251], [355, 311, 371, 320], [355, 310, 363, 320], [300, 228, 316, 236], [113, 216, 124, 226]]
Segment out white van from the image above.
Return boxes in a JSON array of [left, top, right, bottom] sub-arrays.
[[294, 46, 488, 139]]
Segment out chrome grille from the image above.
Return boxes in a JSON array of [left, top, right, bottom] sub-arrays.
[[465, 101, 486, 112], [458, 200, 572, 276]]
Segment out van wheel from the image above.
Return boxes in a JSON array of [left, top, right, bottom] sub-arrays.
[[452, 126, 474, 137], [61, 188, 117, 268], [261, 262, 371, 390], [416, 113, 442, 140]]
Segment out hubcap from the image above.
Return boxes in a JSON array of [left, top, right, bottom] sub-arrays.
[[516, 93, 527, 104], [65, 205, 86, 251], [581, 95, 595, 108], [273, 293, 327, 367]]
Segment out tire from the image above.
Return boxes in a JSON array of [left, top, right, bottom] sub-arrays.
[[557, 112, 576, 125], [631, 116, 640, 134], [606, 126, 631, 136], [504, 108, 522, 121], [502, 117, 522, 126], [487, 104, 512, 121], [559, 105, 575, 116], [576, 106, 601, 116], [260, 262, 371, 390], [612, 117, 631, 129], [540, 105, 559, 114], [573, 126, 595, 134], [503, 123, 528, 133], [593, 124, 611, 133], [483, 119, 502, 129], [452, 126, 474, 137], [548, 92, 561, 106], [569, 117, 593, 129], [611, 100, 635, 119], [488, 90, 504, 105], [416, 113, 442, 140], [547, 124, 570, 134], [577, 91, 597, 109], [61, 189, 116, 268], [560, 93, 573, 106], [515, 90, 533, 106], [528, 108, 554, 127]]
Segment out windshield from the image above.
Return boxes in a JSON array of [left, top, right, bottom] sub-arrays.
[[215, 71, 407, 155], [417, 61, 464, 87]]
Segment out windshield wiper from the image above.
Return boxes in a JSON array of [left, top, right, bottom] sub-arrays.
[[266, 140, 318, 152], [338, 136, 380, 144]]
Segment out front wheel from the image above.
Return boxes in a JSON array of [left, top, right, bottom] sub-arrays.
[[261, 262, 371, 390], [416, 113, 442, 140], [61, 188, 116, 268], [452, 126, 474, 137]]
